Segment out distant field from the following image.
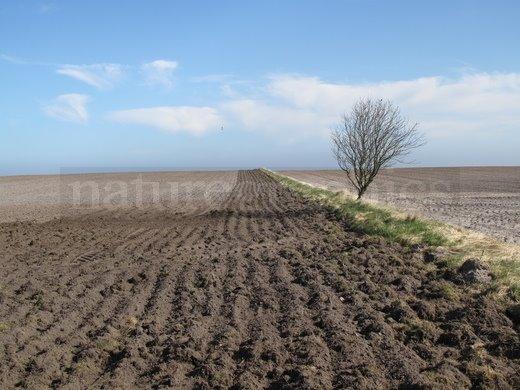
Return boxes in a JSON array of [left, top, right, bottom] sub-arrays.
[[0, 171, 238, 223], [278, 167, 520, 244]]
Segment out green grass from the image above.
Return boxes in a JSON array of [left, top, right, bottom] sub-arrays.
[[265, 169, 448, 247]]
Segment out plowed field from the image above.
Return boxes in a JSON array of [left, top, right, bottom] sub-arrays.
[[0, 170, 518, 389]]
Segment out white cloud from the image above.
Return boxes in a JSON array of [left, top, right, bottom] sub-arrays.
[[57, 63, 123, 89], [109, 106, 221, 135], [142, 60, 178, 88], [225, 72, 520, 138], [289, 72, 520, 116], [40, 68, 520, 144], [221, 99, 332, 136], [43, 94, 89, 123]]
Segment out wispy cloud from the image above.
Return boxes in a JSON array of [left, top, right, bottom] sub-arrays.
[[109, 106, 221, 135], [1, 54, 32, 65], [217, 72, 520, 139], [7, 48, 519, 143], [38, 2, 57, 14], [191, 74, 235, 83], [105, 71, 520, 141], [42, 94, 90, 123], [2, 55, 125, 89], [57, 63, 123, 89], [221, 99, 332, 136], [3, 55, 180, 90], [142, 60, 178, 88], [267, 73, 520, 115]]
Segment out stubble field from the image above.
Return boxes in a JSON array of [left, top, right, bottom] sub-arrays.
[[279, 167, 520, 244], [0, 170, 519, 388]]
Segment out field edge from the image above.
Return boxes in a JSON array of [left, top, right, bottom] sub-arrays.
[[264, 168, 520, 301]]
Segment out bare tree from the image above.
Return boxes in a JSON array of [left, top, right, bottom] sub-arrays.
[[331, 98, 424, 200]]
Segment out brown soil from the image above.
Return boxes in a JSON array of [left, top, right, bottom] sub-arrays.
[[0, 170, 518, 389]]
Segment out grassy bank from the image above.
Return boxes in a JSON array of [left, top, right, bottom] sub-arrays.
[[264, 169, 520, 301]]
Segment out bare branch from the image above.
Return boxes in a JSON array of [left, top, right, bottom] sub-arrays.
[[331, 98, 425, 199]]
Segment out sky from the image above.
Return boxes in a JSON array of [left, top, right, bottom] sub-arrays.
[[1, 0, 520, 175]]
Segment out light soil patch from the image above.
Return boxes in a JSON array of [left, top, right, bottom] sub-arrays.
[[0, 171, 238, 222]]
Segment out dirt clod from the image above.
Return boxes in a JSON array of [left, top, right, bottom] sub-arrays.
[[506, 304, 520, 326], [458, 259, 492, 284]]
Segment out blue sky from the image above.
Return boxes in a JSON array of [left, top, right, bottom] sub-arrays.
[[1, 1, 519, 175]]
